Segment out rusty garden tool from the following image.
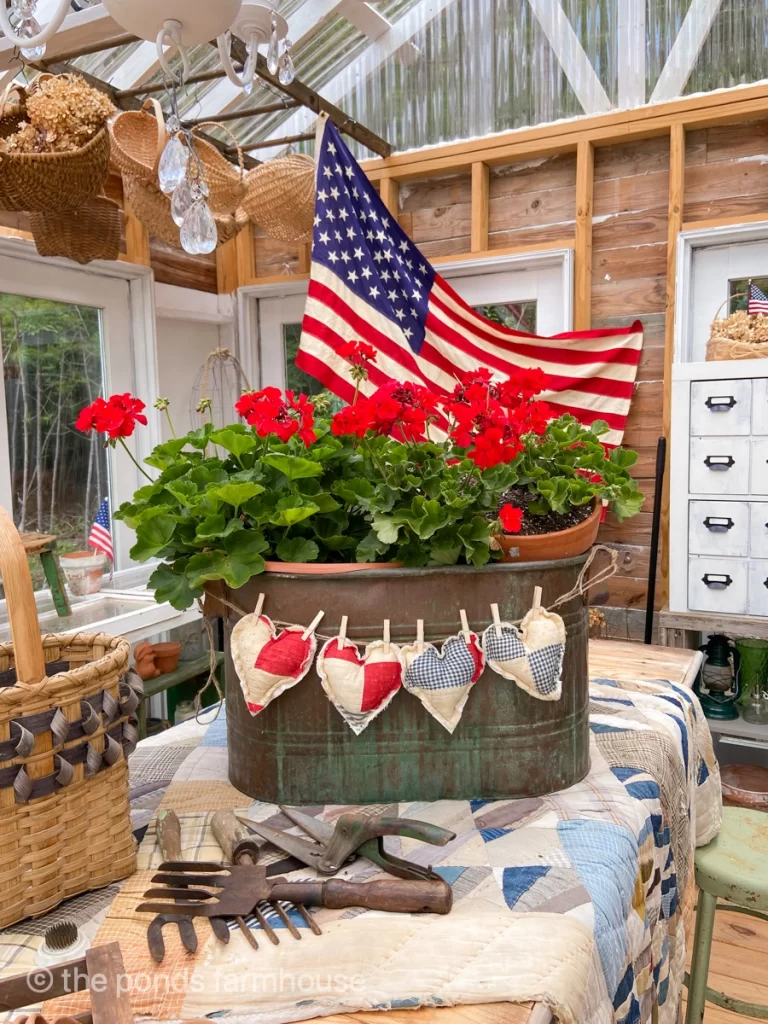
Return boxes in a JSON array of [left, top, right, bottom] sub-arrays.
[[138, 865, 453, 919], [147, 810, 231, 962], [238, 808, 456, 881], [210, 810, 322, 947]]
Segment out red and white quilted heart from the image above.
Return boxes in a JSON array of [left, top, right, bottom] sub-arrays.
[[317, 637, 403, 734], [231, 613, 317, 715]]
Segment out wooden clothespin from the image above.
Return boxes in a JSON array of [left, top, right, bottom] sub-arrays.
[[302, 610, 325, 641], [459, 609, 471, 644], [491, 603, 502, 638], [532, 587, 542, 612], [416, 619, 425, 654], [254, 592, 265, 618], [383, 619, 391, 654], [337, 615, 348, 650]]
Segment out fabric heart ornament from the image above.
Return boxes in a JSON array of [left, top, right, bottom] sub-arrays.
[[401, 632, 484, 733], [316, 637, 403, 734], [482, 607, 566, 701], [231, 613, 317, 715]]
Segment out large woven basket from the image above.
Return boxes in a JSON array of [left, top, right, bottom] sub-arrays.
[[0, 506, 139, 929], [191, 123, 246, 215], [0, 82, 25, 141], [109, 97, 166, 183], [242, 153, 315, 243], [0, 127, 111, 213], [707, 292, 768, 361], [30, 195, 121, 264], [122, 172, 248, 249]]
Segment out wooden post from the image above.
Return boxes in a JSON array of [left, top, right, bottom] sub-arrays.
[[660, 122, 685, 604], [379, 177, 400, 218], [123, 197, 151, 267], [216, 236, 239, 295], [297, 242, 311, 273], [471, 161, 490, 253], [574, 140, 594, 330], [236, 221, 257, 284]]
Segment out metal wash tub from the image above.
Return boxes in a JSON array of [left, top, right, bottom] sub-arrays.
[[225, 556, 590, 804]]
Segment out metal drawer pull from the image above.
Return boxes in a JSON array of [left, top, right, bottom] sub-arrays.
[[702, 573, 732, 589], [764, 579, 768, 590], [704, 395, 737, 410], [703, 455, 735, 469], [703, 516, 734, 531]]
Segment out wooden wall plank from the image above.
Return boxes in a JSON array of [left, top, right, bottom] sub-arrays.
[[123, 197, 151, 267], [379, 177, 400, 218], [236, 222, 257, 283], [471, 162, 490, 253], [216, 236, 239, 295]]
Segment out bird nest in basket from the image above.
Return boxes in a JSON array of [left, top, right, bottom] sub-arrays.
[[708, 305, 768, 361]]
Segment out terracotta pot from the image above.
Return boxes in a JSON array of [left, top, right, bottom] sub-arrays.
[[497, 501, 601, 563], [133, 640, 161, 681], [60, 550, 106, 596], [152, 641, 181, 674], [263, 561, 403, 575]]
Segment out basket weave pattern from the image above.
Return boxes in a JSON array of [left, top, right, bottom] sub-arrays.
[[0, 127, 111, 213], [707, 294, 768, 361], [30, 195, 121, 264], [122, 173, 248, 249], [0, 633, 139, 929], [242, 154, 315, 243], [109, 99, 165, 183]]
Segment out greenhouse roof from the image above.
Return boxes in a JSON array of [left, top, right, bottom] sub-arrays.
[[2, 0, 768, 163]]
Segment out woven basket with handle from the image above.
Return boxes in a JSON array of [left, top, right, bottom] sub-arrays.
[[242, 153, 315, 243], [707, 292, 768, 361], [30, 195, 121, 264], [190, 123, 246, 215], [109, 97, 167, 184], [0, 127, 111, 214], [0, 506, 139, 930]]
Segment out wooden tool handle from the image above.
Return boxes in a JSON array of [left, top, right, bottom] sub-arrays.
[[270, 878, 453, 915], [211, 810, 260, 865], [156, 809, 183, 862], [0, 505, 45, 684]]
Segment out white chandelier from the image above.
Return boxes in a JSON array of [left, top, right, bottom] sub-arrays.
[[0, 0, 295, 88]]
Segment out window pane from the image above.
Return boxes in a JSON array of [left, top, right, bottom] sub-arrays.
[[0, 295, 109, 587], [473, 301, 537, 334], [729, 277, 768, 313], [284, 323, 326, 396]]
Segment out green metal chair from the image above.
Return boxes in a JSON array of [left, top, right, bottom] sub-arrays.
[[685, 806, 768, 1023]]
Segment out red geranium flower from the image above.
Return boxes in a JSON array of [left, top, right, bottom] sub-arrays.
[[331, 399, 374, 438], [235, 387, 316, 446], [75, 393, 147, 439], [499, 504, 524, 534], [330, 381, 439, 442], [338, 340, 377, 368]]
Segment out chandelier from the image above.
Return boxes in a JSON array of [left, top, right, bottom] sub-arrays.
[[0, 0, 296, 88]]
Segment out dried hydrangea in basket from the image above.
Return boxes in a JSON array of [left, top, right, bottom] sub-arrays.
[[0, 73, 114, 155]]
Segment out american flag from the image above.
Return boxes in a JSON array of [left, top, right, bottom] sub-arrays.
[[747, 283, 768, 316], [88, 497, 113, 562], [297, 116, 644, 447]]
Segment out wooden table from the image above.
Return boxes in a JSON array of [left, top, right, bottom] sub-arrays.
[[319, 639, 703, 1024]]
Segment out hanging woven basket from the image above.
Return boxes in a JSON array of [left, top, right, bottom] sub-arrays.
[[30, 195, 121, 264], [242, 153, 315, 243], [190, 123, 246, 215], [122, 173, 248, 250], [0, 82, 26, 141], [109, 97, 166, 183], [0, 127, 111, 213], [707, 292, 768, 361]]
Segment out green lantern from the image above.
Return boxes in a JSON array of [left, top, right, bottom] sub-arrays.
[[694, 634, 741, 720]]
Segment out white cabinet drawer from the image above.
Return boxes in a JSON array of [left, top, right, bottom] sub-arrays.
[[688, 556, 748, 614], [689, 437, 751, 495], [748, 561, 768, 616], [689, 500, 749, 556], [690, 379, 752, 436], [751, 439, 768, 494], [752, 378, 768, 435], [749, 502, 768, 557]]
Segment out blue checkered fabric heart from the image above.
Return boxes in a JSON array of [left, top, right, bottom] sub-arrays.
[[401, 633, 485, 732], [482, 608, 566, 701]]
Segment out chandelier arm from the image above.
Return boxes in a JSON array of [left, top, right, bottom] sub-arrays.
[[0, 0, 72, 50], [156, 20, 190, 84], [216, 32, 256, 89]]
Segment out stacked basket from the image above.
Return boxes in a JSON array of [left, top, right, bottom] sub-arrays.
[[0, 506, 138, 929]]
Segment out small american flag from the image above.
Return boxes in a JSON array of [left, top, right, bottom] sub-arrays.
[[748, 283, 768, 316], [298, 116, 644, 447], [88, 497, 113, 562]]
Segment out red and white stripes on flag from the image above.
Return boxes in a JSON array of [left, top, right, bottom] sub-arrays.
[[297, 116, 643, 447], [748, 283, 768, 316], [88, 497, 113, 562]]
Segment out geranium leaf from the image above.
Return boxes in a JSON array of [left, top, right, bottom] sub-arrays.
[[209, 428, 258, 459], [195, 515, 244, 541], [276, 537, 320, 563], [149, 561, 201, 611], [130, 514, 176, 561], [356, 530, 391, 562], [372, 514, 400, 544], [208, 482, 265, 507], [263, 453, 324, 480], [320, 535, 357, 551], [185, 531, 268, 589], [270, 498, 320, 526]]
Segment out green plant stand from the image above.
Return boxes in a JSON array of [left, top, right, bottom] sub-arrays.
[[684, 806, 768, 1023], [137, 652, 224, 739], [20, 532, 71, 617]]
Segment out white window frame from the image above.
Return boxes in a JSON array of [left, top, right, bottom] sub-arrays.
[[236, 248, 574, 389], [0, 235, 160, 569]]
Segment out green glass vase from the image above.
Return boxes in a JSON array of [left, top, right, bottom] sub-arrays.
[[735, 637, 768, 704]]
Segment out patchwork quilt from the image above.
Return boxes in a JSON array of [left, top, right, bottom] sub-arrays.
[[0, 677, 721, 1024]]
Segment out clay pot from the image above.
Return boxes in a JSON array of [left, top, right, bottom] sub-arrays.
[[263, 561, 402, 574], [60, 550, 106, 596], [496, 501, 602, 564], [133, 640, 160, 681], [153, 641, 181, 674]]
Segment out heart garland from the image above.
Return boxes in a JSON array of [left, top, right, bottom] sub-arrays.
[[401, 623, 485, 733], [482, 600, 565, 702], [316, 634, 403, 734], [231, 610, 321, 716]]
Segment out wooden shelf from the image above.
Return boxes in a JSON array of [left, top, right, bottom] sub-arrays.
[[659, 606, 768, 641], [141, 652, 224, 698], [707, 712, 768, 742]]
